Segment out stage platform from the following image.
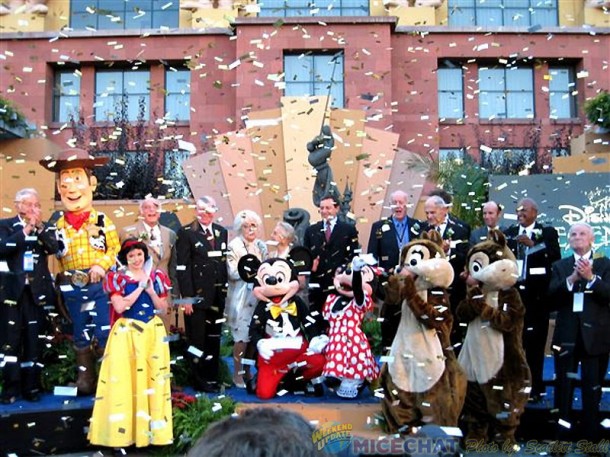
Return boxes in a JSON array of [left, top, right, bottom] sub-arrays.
[[1, 356, 609, 456]]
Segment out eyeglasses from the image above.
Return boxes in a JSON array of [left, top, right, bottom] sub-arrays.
[[17, 201, 41, 209], [242, 223, 258, 230]]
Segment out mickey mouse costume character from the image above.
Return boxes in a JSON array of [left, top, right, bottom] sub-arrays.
[[457, 229, 531, 449], [241, 250, 328, 400], [322, 254, 380, 398], [380, 230, 466, 434]]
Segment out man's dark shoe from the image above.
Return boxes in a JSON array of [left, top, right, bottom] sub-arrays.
[[1, 395, 17, 405], [24, 392, 40, 402]]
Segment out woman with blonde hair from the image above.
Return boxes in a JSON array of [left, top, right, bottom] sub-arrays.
[[226, 209, 267, 388]]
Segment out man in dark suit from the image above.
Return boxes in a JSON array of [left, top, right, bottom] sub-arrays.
[[423, 194, 471, 347], [0, 188, 59, 404], [548, 222, 610, 445], [367, 189, 422, 348], [304, 194, 359, 312], [504, 197, 561, 402], [469, 200, 504, 246], [176, 195, 228, 393]]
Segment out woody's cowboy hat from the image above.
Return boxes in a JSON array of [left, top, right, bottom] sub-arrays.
[[39, 148, 109, 172]]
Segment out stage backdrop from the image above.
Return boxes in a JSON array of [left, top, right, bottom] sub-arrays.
[[490, 172, 610, 258]]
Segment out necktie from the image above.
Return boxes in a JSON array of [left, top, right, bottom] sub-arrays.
[[204, 228, 215, 249], [325, 221, 331, 243], [518, 228, 527, 260]]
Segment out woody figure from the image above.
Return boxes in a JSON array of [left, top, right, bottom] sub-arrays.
[[40, 149, 120, 395]]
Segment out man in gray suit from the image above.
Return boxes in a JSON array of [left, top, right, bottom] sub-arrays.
[[469, 201, 504, 246], [120, 197, 179, 330]]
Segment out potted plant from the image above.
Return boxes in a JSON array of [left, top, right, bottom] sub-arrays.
[[584, 90, 610, 133]]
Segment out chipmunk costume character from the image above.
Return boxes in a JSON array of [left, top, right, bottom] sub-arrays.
[[380, 230, 466, 434], [457, 229, 531, 449]]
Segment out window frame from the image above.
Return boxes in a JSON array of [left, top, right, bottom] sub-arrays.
[[283, 51, 345, 108], [69, 0, 179, 31], [53, 68, 81, 123], [438, 61, 465, 120], [165, 67, 191, 122], [447, 0, 559, 27], [94, 68, 151, 122], [548, 66, 577, 120], [478, 65, 535, 120], [258, 0, 369, 17]]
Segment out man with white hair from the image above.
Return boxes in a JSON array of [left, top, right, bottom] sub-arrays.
[[176, 196, 228, 393], [368, 190, 422, 348], [548, 223, 610, 446], [0, 188, 59, 404], [423, 194, 471, 347], [120, 197, 179, 331]]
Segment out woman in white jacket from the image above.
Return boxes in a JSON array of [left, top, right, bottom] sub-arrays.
[[226, 210, 267, 388]]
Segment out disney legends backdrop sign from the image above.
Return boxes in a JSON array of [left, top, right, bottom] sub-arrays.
[[490, 173, 610, 258]]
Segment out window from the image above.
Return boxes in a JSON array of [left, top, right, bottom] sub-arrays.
[[439, 148, 465, 162], [438, 62, 464, 119], [53, 69, 81, 123], [284, 52, 344, 108], [165, 68, 191, 121], [549, 66, 576, 119], [480, 148, 535, 174], [448, 0, 558, 27], [70, 0, 179, 31], [258, 0, 368, 17], [479, 67, 534, 119], [94, 69, 150, 121], [92, 150, 191, 200]]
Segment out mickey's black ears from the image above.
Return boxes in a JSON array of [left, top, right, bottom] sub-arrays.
[[238, 254, 262, 283], [287, 246, 313, 274]]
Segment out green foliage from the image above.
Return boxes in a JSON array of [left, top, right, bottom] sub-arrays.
[[362, 311, 383, 356], [436, 153, 490, 229], [584, 90, 610, 130], [40, 335, 77, 391], [0, 96, 30, 133], [159, 394, 236, 455]]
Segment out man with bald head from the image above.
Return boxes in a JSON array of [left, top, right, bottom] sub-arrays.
[[548, 223, 610, 445], [368, 190, 423, 347], [504, 197, 560, 403], [469, 201, 504, 246]]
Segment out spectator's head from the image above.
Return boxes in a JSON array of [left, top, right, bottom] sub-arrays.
[[139, 197, 161, 226], [424, 195, 448, 227], [234, 209, 262, 243], [187, 407, 328, 457], [14, 188, 41, 220], [319, 194, 340, 221], [482, 201, 502, 229], [568, 222, 594, 255], [390, 190, 408, 221], [429, 188, 453, 206], [271, 221, 295, 248], [196, 196, 218, 226], [516, 198, 538, 227]]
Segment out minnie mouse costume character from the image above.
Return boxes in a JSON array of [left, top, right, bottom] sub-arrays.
[[322, 254, 380, 398], [241, 251, 329, 400]]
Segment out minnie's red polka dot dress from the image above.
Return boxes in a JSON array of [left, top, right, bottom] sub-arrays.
[[322, 294, 380, 382]]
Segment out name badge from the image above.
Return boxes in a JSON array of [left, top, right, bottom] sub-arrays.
[[23, 251, 34, 272], [573, 292, 584, 313]]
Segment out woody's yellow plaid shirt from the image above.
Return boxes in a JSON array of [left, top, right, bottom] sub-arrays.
[[56, 210, 120, 272]]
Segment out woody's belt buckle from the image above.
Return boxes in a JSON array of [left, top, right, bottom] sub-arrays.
[[70, 270, 89, 288]]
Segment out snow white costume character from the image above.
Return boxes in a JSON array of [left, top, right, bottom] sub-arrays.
[[88, 239, 173, 448]]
